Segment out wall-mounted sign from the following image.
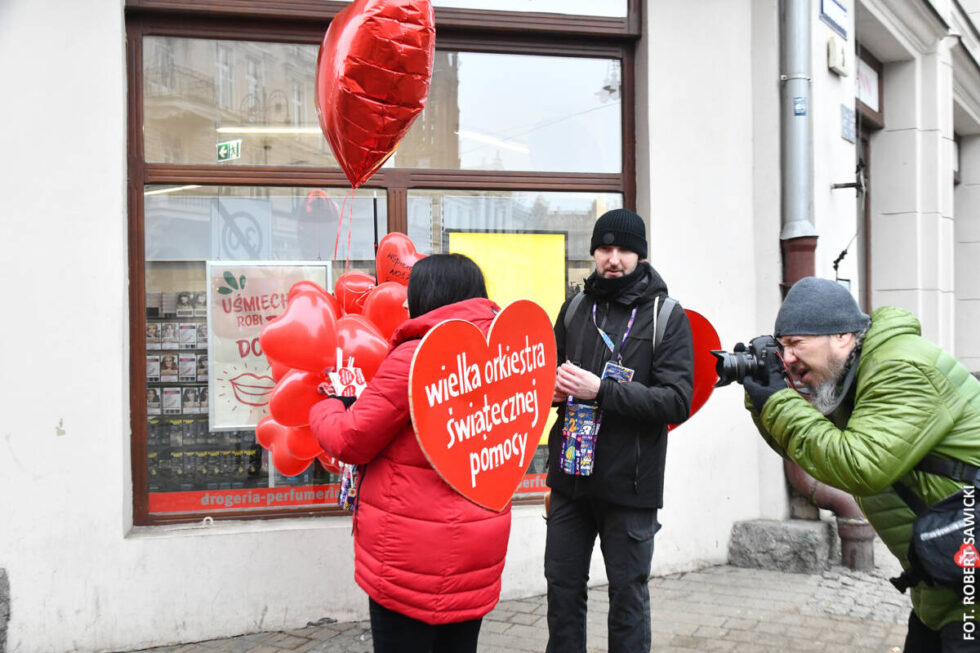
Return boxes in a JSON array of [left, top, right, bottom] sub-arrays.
[[841, 105, 856, 143], [821, 0, 848, 38], [217, 139, 241, 162], [206, 261, 331, 431], [856, 57, 880, 113]]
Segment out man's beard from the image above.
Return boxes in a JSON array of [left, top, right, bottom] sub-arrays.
[[805, 355, 848, 415]]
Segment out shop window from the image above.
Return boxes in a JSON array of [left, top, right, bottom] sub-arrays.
[[143, 38, 621, 173], [128, 4, 634, 524]]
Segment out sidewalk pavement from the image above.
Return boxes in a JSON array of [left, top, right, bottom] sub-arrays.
[[130, 541, 914, 653]]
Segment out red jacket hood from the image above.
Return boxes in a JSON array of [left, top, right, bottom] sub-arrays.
[[390, 297, 501, 347]]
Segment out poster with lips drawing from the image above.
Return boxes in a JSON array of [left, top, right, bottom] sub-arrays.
[[206, 261, 331, 431]]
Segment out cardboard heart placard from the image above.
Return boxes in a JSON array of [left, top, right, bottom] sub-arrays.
[[669, 309, 721, 431], [409, 300, 557, 512]]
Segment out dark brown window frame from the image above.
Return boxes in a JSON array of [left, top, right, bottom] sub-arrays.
[[127, 3, 637, 525]]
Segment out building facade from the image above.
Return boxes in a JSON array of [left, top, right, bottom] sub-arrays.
[[1, 0, 979, 650]]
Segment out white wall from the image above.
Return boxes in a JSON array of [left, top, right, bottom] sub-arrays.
[[637, 0, 788, 576], [810, 2, 865, 291], [955, 135, 980, 372], [858, 0, 956, 348]]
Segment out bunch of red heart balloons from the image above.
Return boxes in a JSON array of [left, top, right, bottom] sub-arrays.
[[257, 233, 426, 476]]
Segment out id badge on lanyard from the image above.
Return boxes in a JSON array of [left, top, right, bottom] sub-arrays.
[[559, 304, 636, 477]]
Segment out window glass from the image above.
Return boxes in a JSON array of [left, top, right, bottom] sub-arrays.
[[432, 0, 627, 16], [143, 185, 386, 515], [396, 52, 621, 173], [407, 189, 621, 290], [144, 38, 622, 173]]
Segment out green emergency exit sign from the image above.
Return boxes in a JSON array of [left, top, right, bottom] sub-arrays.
[[217, 139, 242, 162]]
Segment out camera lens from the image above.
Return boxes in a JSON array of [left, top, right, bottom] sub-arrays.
[[711, 350, 760, 387]]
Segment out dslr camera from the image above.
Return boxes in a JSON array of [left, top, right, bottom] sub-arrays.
[[711, 336, 782, 387]]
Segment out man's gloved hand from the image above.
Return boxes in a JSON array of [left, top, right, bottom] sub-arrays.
[[741, 335, 788, 412]]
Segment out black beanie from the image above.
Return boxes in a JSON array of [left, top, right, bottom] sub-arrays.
[[774, 277, 870, 337], [590, 209, 648, 260]]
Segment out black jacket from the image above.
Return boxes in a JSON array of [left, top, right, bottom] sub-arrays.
[[546, 262, 694, 508]]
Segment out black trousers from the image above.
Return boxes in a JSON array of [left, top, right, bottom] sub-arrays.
[[544, 490, 660, 653], [904, 610, 980, 652], [368, 598, 482, 653]]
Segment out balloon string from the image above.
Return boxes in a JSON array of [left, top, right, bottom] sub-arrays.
[[344, 188, 355, 274], [333, 190, 349, 263]]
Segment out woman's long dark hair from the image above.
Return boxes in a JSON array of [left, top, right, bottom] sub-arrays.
[[407, 253, 488, 318]]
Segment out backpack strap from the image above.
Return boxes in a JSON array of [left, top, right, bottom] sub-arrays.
[[566, 291, 678, 356], [915, 454, 980, 486], [654, 297, 677, 355], [563, 291, 586, 332], [890, 454, 979, 516]]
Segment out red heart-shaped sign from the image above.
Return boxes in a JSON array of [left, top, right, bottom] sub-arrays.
[[259, 292, 338, 372], [409, 300, 557, 511], [315, 0, 436, 188], [362, 282, 409, 340], [376, 232, 426, 285], [669, 309, 721, 431]]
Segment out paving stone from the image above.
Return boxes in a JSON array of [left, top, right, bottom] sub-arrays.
[[124, 556, 919, 653]]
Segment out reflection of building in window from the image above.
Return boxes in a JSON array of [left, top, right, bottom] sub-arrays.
[[397, 51, 460, 169], [291, 81, 303, 127], [216, 45, 232, 109], [143, 38, 323, 166], [245, 57, 262, 107]]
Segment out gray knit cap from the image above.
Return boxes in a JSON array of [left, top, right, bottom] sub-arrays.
[[774, 277, 870, 337]]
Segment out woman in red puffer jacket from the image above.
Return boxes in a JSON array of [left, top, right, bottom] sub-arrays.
[[309, 253, 512, 653]]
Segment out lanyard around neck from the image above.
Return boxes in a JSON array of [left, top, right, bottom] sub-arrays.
[[592, 303, 638, 363]]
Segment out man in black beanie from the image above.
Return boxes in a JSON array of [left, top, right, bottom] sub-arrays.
[[740, 277, 980, 652], [544, 208, 694, 652]]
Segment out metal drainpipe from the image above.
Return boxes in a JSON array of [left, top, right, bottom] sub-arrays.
[[779, 0, 874, 571]]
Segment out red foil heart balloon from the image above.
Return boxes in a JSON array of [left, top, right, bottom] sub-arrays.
[[255, 416, 287, 449], [288, 281, 343, 320], [409, 300, 557, 511], [284, 425, 324, 460], [259, 291, 338, 372], [317, 452, 343, 475], [271, 443, 313, 477], [336, 314, 388, 381], [315, 0, 436, 188], [269, 369, 326, 427], [362, 282, 409, 341], [376, 232, 426, 285], [334, 272, 377, 315]]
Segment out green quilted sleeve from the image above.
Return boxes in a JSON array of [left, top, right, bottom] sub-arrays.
[[760, 359, 955, 496]]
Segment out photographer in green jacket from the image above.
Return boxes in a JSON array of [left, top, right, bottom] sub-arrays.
[[740, 277, 980, 653]]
